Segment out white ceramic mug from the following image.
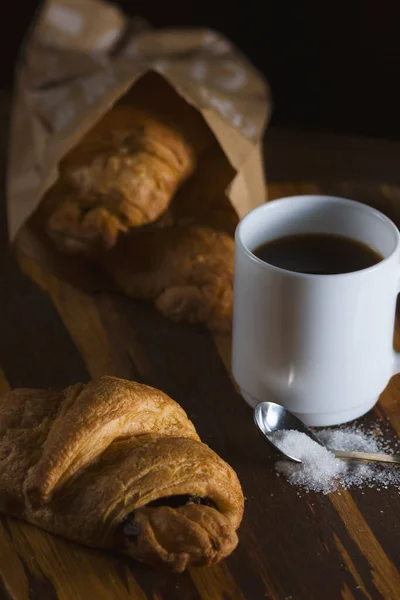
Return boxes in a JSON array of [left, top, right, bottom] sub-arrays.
[[232, 195, 400, 426]]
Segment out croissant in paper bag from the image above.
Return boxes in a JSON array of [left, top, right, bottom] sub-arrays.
[[104, 225, 235, 332], [0, 376, 243, 571], [45, 106, 195, 254]]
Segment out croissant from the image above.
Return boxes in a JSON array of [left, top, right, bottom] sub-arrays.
[[0, 376, 243, 571], [45, 106, 195, 254], [103, 226, 234, 332]]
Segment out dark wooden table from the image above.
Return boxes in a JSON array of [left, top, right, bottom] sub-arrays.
[[1, 122, 400, 599]]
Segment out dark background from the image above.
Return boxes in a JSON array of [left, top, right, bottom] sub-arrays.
[[2, 1, 400, 139]]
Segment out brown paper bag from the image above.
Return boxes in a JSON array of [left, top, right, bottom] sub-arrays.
[[8, 0, 271, 282]]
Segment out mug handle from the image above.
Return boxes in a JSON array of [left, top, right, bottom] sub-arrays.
[[393, 288, 400, 374]]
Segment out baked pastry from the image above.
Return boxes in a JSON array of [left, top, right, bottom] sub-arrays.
[[45, 106, 195, 254], [104, 226, 234, 332], [0, 376, 243, 571]]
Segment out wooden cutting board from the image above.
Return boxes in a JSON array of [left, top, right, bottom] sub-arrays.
[[0, 180, 399, 600]]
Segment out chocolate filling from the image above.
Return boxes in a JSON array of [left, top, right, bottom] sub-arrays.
[[147, 494, 216, 509], [123, 495, 217, 540]]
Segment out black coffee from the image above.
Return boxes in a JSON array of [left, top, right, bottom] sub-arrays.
[[253, 233, 382, 275]]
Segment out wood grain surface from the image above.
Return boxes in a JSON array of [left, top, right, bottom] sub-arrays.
[[1, 127, 400, 599]]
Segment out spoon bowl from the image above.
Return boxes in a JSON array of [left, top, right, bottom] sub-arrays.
[[254, 401, 323, 463]]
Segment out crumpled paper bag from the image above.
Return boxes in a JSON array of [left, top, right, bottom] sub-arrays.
[[8, 0, 271, 260]]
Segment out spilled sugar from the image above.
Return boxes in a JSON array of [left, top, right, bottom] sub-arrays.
[[272, 426, 400, 494], [272, 430, 345, 494]]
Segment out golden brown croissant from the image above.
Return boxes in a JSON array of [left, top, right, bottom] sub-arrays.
[[0, 376, 243, 571], [45, 106, 195, 254], [103, 226, 234, 332]]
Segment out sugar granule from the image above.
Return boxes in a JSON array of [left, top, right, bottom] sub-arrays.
[[272, 427, 400, 494]]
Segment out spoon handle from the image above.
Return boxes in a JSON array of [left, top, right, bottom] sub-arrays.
[[333, 450, 400, 465]]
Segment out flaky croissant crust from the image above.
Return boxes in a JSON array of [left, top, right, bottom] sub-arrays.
[[104, 226, 234, 332], [0, 377, 243, 571], [44, 106, 195, 254]]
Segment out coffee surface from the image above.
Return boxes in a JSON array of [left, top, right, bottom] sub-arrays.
[[253, 233, 382, 274]]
